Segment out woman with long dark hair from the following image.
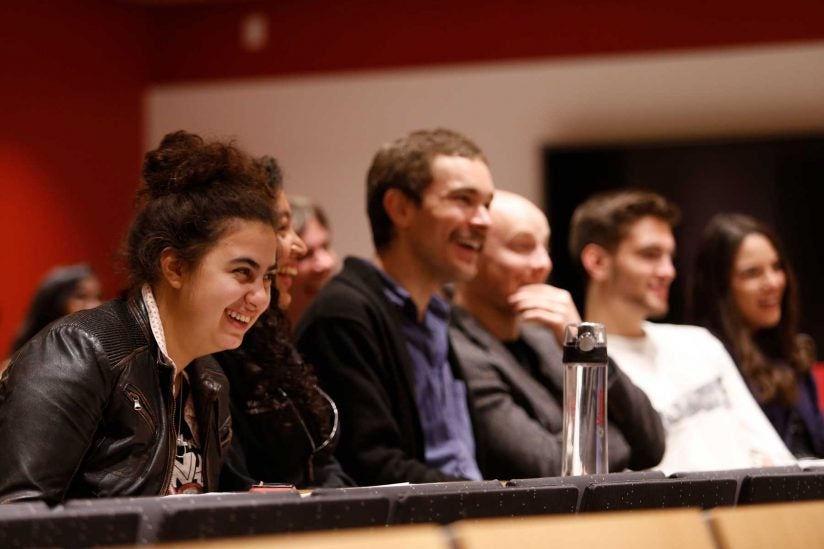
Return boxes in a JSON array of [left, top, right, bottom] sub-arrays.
[[690, 213, 824, 458], [0, 131, 279, 503], [1, 264, 102, 375], [217, 157, 352, 489], [10, 264, 102, 354]]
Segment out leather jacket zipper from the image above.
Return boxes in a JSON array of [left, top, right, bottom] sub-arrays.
[[124, 385, 158, 433], [131, 296, 177, 495]]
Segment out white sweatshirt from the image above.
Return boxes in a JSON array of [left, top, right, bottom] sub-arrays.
[[608, 321, 796, 474]]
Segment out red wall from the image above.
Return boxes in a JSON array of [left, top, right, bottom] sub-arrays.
[[148, 0, 824, 82], [0, 2, 149, 353]]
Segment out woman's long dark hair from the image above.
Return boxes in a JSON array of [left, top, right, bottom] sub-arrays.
[[689, 213, 812, 405], [11, 264, 95, 353], [230, 297, 329, 432]]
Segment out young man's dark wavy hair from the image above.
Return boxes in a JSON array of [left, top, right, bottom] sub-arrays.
[[568, 188, 681, 272]]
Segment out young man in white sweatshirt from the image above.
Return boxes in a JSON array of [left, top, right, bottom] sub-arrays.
[[570, 189, 794, 473]]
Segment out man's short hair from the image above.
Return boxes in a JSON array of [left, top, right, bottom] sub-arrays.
[[568, 189, 681, 266], [288, 194, 330, 236], [366, 128, 487, 250]]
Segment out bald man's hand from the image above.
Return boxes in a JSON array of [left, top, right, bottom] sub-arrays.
[[508, 283, 582, 345]]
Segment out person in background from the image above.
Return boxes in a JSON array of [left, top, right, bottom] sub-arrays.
[[2, 263, 103, 375], [0, 130, 279, 503], [450, 190, 664, 478], [296, 128, 495, 485], [217, 157, 352, 489], [570, 189, 795, 473], [9, 263, 102, 354], [690, 212, 824, 458], [284, 195, 339, 329]]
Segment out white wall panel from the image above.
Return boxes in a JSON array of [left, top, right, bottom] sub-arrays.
[[146, 42, 824, 259]]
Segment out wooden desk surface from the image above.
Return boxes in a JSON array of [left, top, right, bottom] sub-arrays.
[[710, 500, 824, 549], [450, 508, 716, 549]]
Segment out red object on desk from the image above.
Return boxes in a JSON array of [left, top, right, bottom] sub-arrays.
[[812, 362, 824, 412]]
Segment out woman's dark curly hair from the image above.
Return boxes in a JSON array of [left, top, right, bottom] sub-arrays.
[[229, 300, 330, 435]]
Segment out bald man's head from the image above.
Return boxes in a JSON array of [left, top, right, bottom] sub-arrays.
[[489, 191, 548, 235], [456, 190, 551, 314]]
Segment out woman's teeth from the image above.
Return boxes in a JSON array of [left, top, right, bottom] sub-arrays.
[[226, 310, 251, 324], [456, 239, 482, 251], [278, 267, 297, 276]]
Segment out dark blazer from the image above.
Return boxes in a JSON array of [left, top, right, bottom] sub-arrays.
[[0, 296, 232, 504], [449, 306, 665, 479], [296, 257, 486, 485]]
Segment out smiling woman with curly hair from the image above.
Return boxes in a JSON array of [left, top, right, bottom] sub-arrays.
[[0, 131, 279, 502], [217, 157, 352, 489]]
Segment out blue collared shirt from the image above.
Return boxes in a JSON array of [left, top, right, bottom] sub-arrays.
[[372, 262, 482, 480]]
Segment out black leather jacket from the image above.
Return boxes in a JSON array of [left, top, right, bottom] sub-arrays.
[[0, 295, 232, 504]]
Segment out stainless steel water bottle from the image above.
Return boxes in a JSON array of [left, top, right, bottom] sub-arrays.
[[561, 322, 608, 476]]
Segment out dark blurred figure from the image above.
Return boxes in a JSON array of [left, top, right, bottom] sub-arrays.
[[10, 263, 102, 355], [691, 213, 824, 458], [284, 195, 338, 329]]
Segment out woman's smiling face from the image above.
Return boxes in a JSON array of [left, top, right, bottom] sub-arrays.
[[731, 232, 787, 333], [175, 218, 279, 357], [273, 191, 307, 310]]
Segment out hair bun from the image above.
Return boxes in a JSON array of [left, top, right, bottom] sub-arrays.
[[142, 130, 244, 198]]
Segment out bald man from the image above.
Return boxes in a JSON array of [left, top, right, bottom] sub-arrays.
[[450, 191, 665, 478]]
